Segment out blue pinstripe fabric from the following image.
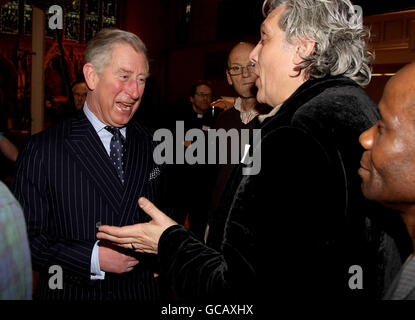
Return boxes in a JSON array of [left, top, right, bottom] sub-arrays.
[[12, 111, 163, 300]]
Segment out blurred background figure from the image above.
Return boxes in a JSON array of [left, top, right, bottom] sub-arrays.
[[182, 80, 222, 133], [0, 132, 18, 163], [71, 80, 87, 111], [0, 129, 18, 186], [167, 80, 220, 240], [0, 180, 32, 300]]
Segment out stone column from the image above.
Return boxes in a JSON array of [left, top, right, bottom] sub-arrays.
[[30, 6, 45, 135]]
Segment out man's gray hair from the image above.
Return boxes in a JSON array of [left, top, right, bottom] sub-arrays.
[[85, 28, 149, 75], [262, 0, 373, 86]]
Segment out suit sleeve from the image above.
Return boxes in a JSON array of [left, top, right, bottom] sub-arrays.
[[12, 138, 95, 283]]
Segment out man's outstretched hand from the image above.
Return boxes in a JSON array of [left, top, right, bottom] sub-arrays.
[[97, 197, 178, 254]]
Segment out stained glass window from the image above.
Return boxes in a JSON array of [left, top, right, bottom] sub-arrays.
[[0, 1, 19, 34], [1, 0, 119, 43], [23, 1, 32, 35], [64, 0, 81, 41], [85, 0, 100, 42], [102, 0, 117, 29]]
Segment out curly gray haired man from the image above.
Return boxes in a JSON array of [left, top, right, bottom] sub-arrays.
[[261, 0, 372, 86]]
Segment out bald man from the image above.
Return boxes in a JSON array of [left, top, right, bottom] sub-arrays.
[[359, 62, 415, 300], [212, 42, 264, 123]]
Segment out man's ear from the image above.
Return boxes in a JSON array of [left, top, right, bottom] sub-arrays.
[[226, 70, 233, 86], [293, 40, 315, 65], [83, 63, 99, 91]]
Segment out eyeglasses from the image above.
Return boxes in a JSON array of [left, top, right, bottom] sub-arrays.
[[195, 92, 212, 98], [228, 63, 255, 76]]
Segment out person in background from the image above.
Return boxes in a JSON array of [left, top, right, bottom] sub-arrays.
[[359, 62, 415, 300], [71, 80, 88, 111], [0, 180, 32, 300], [0, 132, 18, 163], [0, 129, 19, 185], [166, 81, 221, 240], [183, 80, 220, 133], [12, 28, 167, 301]]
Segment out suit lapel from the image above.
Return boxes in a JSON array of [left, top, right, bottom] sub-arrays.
[[64, 112, 124, 214], [119, 122, 153, 224]]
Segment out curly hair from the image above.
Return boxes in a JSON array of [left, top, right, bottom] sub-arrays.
[[262, 0, 374, 86]]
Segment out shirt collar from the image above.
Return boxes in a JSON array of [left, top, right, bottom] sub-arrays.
[[83, 102, 127, 137], [257, 104, 283, 123]]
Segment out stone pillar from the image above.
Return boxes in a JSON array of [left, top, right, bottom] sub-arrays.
[[30, 6, 45, 135]]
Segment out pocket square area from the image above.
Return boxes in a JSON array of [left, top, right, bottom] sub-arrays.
[[149, 167, 161, 181]]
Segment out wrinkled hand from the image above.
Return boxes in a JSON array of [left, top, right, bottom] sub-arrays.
[[98, 241, 139, 274], [96, 197, 178, 254], [211, 96, 235, 110]]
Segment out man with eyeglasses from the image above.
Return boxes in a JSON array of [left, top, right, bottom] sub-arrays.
[[190, 81, 213, 117], [185, 80, 222, 132], [212, 42, 265, 124]]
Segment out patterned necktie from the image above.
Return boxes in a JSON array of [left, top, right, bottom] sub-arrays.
[[104, 126, 126, 184]]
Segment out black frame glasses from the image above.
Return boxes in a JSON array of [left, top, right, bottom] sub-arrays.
[[228, 63, 255, 76]]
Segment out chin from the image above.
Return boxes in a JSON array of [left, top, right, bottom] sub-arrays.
[[256, 92, 265, 104]]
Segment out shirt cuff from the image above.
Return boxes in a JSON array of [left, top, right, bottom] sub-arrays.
[[90, 240, 105, 280]]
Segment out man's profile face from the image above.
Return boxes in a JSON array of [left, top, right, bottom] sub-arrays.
[[190, 84, 212, 114], [249, 5, 301, 107], [72, 82, 87, 110], [359, 65, 415, 208], [88, 43, 148, 127]]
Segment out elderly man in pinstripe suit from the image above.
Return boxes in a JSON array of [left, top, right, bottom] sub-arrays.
[[12, 29, 165, 301]]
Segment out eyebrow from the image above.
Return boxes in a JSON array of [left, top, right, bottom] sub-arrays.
[[119, 68, 149, 77]]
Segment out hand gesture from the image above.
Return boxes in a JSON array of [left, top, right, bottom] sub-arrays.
[[210, 96, 235, 110], [97, 197, 177, 254]]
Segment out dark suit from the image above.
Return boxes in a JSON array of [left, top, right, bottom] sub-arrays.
[[12, 110, 163, 300], [156, 76, 411, 303]]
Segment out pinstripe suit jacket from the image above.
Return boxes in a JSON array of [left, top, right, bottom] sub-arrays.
[[12, 111, 164, 300]]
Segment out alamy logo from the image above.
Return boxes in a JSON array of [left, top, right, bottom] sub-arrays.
[[48, 265, 63, 290], [48, 5, 63, 30], [153, 121, 262, 175], [352, 5, 363, 24], [348, 265, 363, 290]]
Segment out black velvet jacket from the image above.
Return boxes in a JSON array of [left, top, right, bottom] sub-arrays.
[[158, 76, 412, 302]]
